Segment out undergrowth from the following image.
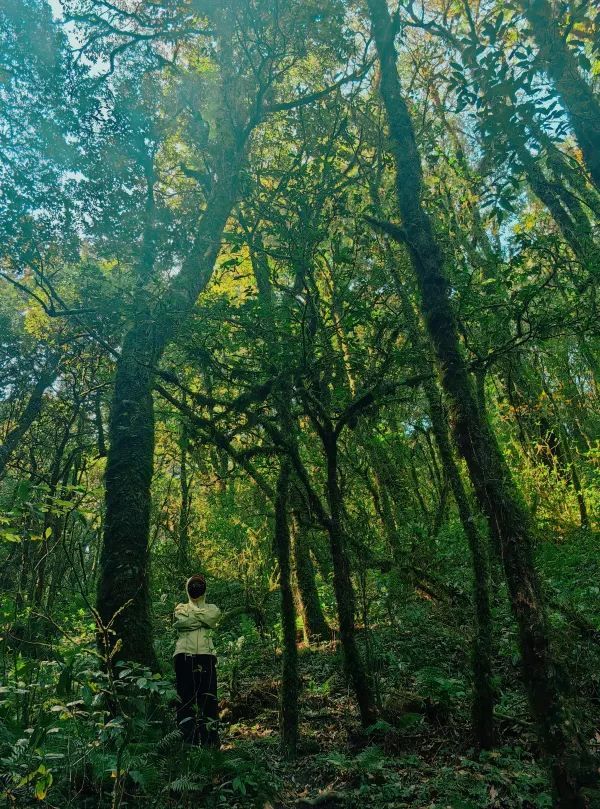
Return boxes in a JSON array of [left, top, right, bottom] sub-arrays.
[[1, 527, 598, 808]]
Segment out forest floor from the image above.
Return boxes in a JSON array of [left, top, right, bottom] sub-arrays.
[[212, 633, 556, 809], [201, 529, 600, 809]]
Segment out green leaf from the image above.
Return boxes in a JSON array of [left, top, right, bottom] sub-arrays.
[[232, 777, 247, 795], [34, 769, 52, 801]]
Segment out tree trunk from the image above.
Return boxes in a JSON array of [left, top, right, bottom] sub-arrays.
[[365, 451, 402, 563], [291, 516, 330, 642], [97, 328, 157, 667], [95, 389, 107, 458], [177, 421, 192, 569], [324, 431, 377, 727], [367, 0, 596, 801], [274, 459, 299, 759], [519, 149, 599, 278], [392, 269, 495, 749], [426, 381, 495, 749], [31, 415, 77, 613], [0, 355, 59, 478], [248, 225, 332, 642], [520, 0, 600, 191], [96, 155, 242, 665]]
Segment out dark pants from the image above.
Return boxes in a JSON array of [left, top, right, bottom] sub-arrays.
[[174, 653, 219, 747]]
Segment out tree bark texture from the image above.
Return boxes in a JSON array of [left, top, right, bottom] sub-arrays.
[[392, 269, 495, 749], [291, 517, 330, 642], [324, 431, 377, 727], [426, 381, 495, 750], [97, 328, 157, 666], [177, 421, 192, 569]]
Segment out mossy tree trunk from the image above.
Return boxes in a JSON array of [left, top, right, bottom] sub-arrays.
[[97, 328, 158, 667], [515, 147, 599, 278], [0, 354, 59, 479], [283, 399, 377, 725], [32, 408, 79, 614], [366, 0, 596, 801], [425, 381, 495, 750], [291, 516, 330, 642], [323, 428, 377, 727], [391, 266, 495, 749], [274, 459, 299, 759], [97, 156, 242, 666], [177, 421, 192, 570]]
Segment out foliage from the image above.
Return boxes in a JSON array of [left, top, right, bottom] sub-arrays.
[[1, 0, 599, 805]]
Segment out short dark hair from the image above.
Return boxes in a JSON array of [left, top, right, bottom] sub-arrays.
[[187, 574, 206, 599]]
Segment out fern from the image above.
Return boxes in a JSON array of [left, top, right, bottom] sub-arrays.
[[88, 751, 117, 780], [154, 729, 183, 754], [128, 761, 161, 792], [163, 774, 203, 793]]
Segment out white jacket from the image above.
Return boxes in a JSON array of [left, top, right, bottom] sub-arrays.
[[173, 596, 221, 657]]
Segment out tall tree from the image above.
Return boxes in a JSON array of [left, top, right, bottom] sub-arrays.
[[365, 0, 597, 803], [66, 0, 358, 664]]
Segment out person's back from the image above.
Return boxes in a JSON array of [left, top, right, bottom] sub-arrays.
[[173, 574, 221, 747]]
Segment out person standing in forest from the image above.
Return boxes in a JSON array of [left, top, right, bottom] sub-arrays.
[[173, 574, 221, 747]]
